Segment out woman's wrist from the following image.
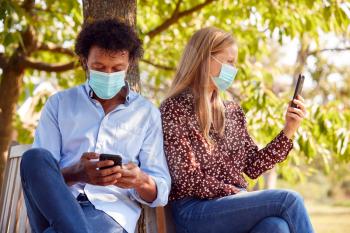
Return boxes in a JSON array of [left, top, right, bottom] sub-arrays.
[[282, 126, 295, 139]]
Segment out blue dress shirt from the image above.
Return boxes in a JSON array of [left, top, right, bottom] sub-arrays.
[[33, 81, 171, 233]]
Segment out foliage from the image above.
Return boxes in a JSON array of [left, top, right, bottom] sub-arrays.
[[1, 0, 349, 184]]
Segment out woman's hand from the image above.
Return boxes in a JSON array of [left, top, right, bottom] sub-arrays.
[[283, 95, 307, 139]]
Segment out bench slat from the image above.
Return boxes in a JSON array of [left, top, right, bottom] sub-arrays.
[[17, 193, 29, 233], [9, 145, 31, 159], [1, 159, 16, 232], [9, 159, 22, 233]]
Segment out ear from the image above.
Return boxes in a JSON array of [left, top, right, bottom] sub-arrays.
[[125, 59, 133, 73], [80, 57, 88, 71]]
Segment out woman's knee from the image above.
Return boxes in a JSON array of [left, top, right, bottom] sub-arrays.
[[251, 217, 290, 233], [282, 189, 304, 205]]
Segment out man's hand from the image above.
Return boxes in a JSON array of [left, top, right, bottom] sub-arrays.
[[62, 158, 157, 202], [114, 162, 157, 202], [114, 163, 147, 189], [62, 152, 121, 186]]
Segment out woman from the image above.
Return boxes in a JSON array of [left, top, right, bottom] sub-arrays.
[[160, 27, 314, 233]]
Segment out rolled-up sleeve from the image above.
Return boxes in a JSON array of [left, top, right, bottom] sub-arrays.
[[238, 106, 294, 179], [32, 94, 61, 162], [129, 109, 171, 207]]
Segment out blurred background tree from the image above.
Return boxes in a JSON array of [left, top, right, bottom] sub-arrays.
[[1, 1, 350, 230]]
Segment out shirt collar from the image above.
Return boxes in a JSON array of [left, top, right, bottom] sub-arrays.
[[84, 80, 132, 104]]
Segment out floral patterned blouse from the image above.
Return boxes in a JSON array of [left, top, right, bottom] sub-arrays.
[[160, 90, 293, 201]]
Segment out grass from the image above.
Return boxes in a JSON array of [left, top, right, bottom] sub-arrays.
[[276, 175, 350, 232], [307, 201, 350, 233]]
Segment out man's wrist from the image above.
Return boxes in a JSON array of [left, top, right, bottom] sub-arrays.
[[134, 171, 157, 203], [61, 163, 82, 186], [135, 171, 153, 190], [61, 165, 76, 186]]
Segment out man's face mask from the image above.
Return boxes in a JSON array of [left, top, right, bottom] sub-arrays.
[[88, 69, 126, 99], [211, 56, 238, 91]]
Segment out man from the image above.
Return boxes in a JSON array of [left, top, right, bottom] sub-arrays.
[[20, 19, 171, 233]]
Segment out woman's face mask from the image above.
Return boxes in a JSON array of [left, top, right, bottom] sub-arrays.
[[211, 56, 238, 91], [88, 69, 126, 99]]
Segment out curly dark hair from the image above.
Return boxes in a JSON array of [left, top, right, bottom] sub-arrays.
[[75, 19, 143, 61]]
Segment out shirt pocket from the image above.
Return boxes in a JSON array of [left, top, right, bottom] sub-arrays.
[[113, 123, 144, 163]]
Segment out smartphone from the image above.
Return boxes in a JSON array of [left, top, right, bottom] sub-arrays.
[[291, 74, 305, 108], [99, 154, 122, 169]]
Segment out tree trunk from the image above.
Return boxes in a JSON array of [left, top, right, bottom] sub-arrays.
[[0, 54, 26, 192], [82, 0, 140, 92], [292, 36, 310, 86], [252, 167, 277, 191], [263, 167, 277, 189], [0, 23, 36, 193]]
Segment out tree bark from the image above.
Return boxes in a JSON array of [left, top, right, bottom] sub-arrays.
[[263, 167, 277, 189], [292, 36, 310, 86], [82, 0, 140, 92], [0, 54, 26, 191], [252, 168, 277, 191], [0, 22, 37, 192]]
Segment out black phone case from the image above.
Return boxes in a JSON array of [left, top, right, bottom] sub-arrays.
[[291, 74, 305, 108], [99, 154, 122, 169]]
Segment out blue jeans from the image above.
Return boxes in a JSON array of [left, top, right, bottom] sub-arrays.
[[20, 148, 127, 233], [171, 190, 314, 233]]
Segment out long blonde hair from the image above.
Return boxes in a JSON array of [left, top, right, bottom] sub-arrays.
[[167, 27, 236, 144]]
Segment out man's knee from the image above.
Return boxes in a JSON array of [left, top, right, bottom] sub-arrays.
[[20, 148, 56, 178]]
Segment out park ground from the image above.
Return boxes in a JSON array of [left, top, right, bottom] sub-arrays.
[[279, 178, 350, 233], [308, 200, 350, 233]]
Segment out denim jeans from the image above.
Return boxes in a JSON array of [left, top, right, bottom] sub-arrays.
[[20, 148, 127, 233], [170, 189, 314, 233]]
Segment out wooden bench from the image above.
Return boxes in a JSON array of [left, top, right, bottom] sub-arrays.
[[0, 145, 176, 233]]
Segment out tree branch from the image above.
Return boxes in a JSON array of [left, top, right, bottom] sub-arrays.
[[173, 0, 183, 16], [33, 6, 67, 15], [21, 0, 35, 12], [23, 58, 78, 72], [38, 43, 76, 57], [145, 0, 216, 38], [141, 59, 176, 71], [308, 47, 350, 56], [0, 53, 8, 69]]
